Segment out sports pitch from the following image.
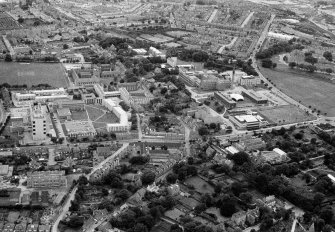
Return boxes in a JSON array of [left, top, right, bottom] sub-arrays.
[[259, 60, 335, 116], [0, 62, 68, 87]]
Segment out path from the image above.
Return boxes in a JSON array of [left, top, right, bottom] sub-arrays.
[[51, 143, 129, 232], [207, 9, 218, 23], [241, 11, 254, 28]]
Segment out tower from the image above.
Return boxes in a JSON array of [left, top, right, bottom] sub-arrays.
[[30, 103, 47, 141]]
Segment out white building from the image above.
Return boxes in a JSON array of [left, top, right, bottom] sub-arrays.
[[30, 104, 47, 141], [239, 75, 261, 87], [12, 88, 71, 107], [94, 84, 120, 100], [102, 99, 131, 132], [148, 47, 166, 59]]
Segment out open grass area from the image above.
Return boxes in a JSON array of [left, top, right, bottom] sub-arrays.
[[95, 112, 119, 123], [185, 176, 214, 194], [258, 105, 316, 125], [85, 105, 105, 121], [258, 58, 335, 116], [70, 110, 88, 121], [0, 62, 68, 88]]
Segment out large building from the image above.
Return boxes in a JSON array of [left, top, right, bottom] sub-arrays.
[[12, 88, 71, 107], [239, 75, 261, 87], [30, 104, 47, 141], [64, 121, 97, 138], [102, 99, 131, 132], [119, 87, 154, 109], [178, 68, 201, 87], [94, 84, 120, 100], [27, 171, 67, 189], [214, 92, 237, 109], [148, 47, 166, 59], [71, 68, 100, 87], [241, 89, 268, 104]]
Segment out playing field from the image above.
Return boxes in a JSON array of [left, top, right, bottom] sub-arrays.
[[258, 105, 316, 125], [0, 62, 68, 87], [258, 59, 335, 116]]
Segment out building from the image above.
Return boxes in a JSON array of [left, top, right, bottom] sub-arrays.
[[132, 48, 147, 55], [55, 99, 85, 111], [230, 114, 263, 130], [102, 99, 131, 132], [167, 57, 178, 67], [12, 88, 71, 107], [241, 89, 268, 104], [82, 93, 96, 104], [118, 82, 141, 92], [178, 68, 201, 87], [239, 75, 261, 87], [195, 106, 224, 124], [57, 108, 71, 120], [258, 148, 288, 164], [30, 104, 47, 141], [0, 151, 12, 157], [148, 47, 166, 59], [0, 165, 13, 177], [71, 68, 100, 87], [214, 92, 237, 109], [199, 74, 231, 91], [119, 87, 154, 109], [64, 121, 97, 138], [27, 171, 67, 189], [94, 84, 120, 99]]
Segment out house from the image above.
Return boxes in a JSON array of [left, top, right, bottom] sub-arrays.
[[127, 188, 146, 206], [167, 184, 180, 196], [231, 211, 246, 226]]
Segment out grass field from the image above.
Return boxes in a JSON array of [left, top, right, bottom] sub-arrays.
[[85, 105, 105, 121], [258, 58, 335, 116], [258, 105, 316, 125], [0, 62, 68, 88], [70, 110, 88, 121], [95, 112, 119, 123], [185, 176, 214, 194]]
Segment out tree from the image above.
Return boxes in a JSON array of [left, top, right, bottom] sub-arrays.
[[240, 192, 253, 203], [66, 215, 84, 228], [133, 223, 148, 232], [320, 207, 334, 224], [231, 152, 250, 165], [304, 56, 318, 65], [323, 51, 333, 61], [18, 17, 24, 24], [261, 59, 273, 68], [194, 203, 206, 214], [289, 62, 297, 69], [313, 192, 325, 206], [220, 201, 236, 217], [141, 171, 156, 185], [4, 54, 12, 62], [63, 44, 69, 49], [78, 175, 88, 186], [166, 173, 178, 184], [198, 127, 209, 136], [160, 88, 168, 95]]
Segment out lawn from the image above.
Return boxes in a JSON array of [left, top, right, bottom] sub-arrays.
[[258, 58, 335, 116], [0, 62, 68, 88], [70, 110, 88, 121], [95, 112, 119, 123], [258, 105, 316, 125], [185, 176, 214, 194], [85, 105, 105, 121]]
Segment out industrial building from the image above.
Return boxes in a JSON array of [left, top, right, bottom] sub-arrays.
[[214, 92, 237, 109], [27, 171, 67, 189], [30, 104, 47, 141]]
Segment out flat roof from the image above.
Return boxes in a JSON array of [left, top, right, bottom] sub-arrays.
[[0, 165, 9, 175], [235, 115, 259, 123], [64, 121, 96, 134], [57, 108, 71, 117]]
